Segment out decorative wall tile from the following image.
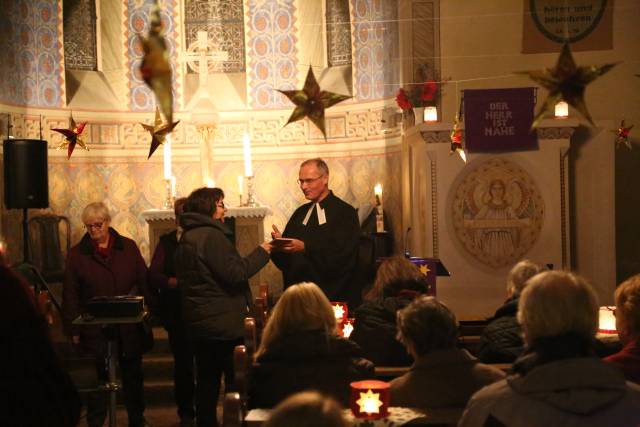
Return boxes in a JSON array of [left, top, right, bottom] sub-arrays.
[[247, 0, 298, 108], [0, 0, 64, 107], [352, 0, 399, 101]]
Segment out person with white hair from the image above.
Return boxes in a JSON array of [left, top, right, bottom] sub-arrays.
[[478, 260, 544, 363], [459, 271, 640, 427]]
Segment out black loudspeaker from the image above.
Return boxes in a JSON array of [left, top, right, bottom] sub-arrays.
[[3, 139, 49, 209]]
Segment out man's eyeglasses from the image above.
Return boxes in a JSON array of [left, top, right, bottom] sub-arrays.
[[84, 222, 104, 230], [297, 175, 325, 186]]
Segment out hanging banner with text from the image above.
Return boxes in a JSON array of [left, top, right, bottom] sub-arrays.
[[463, 88, 537, 152], [522, 0, 613, 53]]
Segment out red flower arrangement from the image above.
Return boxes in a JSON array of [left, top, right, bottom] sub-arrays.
[[395, 80, 438, 111]]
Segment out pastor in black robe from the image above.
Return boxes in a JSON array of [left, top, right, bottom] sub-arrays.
[[271, 191, 361, 306]]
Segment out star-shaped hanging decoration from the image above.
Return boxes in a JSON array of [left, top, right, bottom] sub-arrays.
[[449, 113, 467, 163], [278, 66, 351, 139], [517, 43, 618, 128], [333, 303, 346, 320], [139, 2, 173, 124], [140, 108, 180, 159], [419, 264, 431, 275], [52, 116, 89, 159], [612, 120, 634, 150]]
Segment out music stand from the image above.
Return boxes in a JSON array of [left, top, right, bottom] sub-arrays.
[[73, 313, 146, 427]]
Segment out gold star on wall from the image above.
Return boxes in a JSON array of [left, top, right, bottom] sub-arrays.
[[517, 43, 618, 128], [141, 108, 180, 159], [278, 66, 351, 139]]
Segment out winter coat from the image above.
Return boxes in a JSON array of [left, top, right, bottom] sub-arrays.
[[604, 336, 640, 384], [478, 298, 524, 363], [390, 348, 505, 411], [175, 212, 270, 341], [350, 295, 414, 366], [459, 356, 640, 427], [249, 330, 375, 408], [62, 228, 150, 357]]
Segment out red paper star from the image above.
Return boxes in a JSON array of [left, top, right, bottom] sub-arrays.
[[613, 120, 634, 150], [141, 108, 180, 159], [52, 116, 89, 159], [517, 43, 618, 128], [139, 3, 173, 124], [278, 66, 351, 139]]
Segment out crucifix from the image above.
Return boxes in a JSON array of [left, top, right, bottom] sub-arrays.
[[184, 30, 229, 88], [184, 30, 229, 187]]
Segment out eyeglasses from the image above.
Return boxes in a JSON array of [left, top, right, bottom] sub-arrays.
[[216, 202, 225, 209], [85, 222, 104, 230], [297, 175, 325, 186]]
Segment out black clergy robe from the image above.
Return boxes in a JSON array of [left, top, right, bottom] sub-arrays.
[[271, 191, 361, 305]]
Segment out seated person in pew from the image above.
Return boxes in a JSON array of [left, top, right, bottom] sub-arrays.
[[459, 271, 640, 427], [0, 263, 81, 427], [350, 256, 429, 366], [390, 296, 505, 413], [604, 274, 640, 384], [478, 260, 544, 363], [263, 391, 348, 427], [249, 282, 374, 408]]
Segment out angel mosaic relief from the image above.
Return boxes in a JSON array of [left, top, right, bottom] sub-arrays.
[[451, 158, 544, 269]]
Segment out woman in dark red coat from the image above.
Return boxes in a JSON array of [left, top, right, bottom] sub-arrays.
[[62, 202, 151, 427]]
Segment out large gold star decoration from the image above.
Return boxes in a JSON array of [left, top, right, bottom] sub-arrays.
[[278, 66, 351, 139], [612, 120, 634, 150], [517, 43, 618, 128], [356, 389, 383, 414], [52, 116, 89, 159], [140, 108, 180, 159], [139, 2, 173, 124], [449, 112, 466, 163]]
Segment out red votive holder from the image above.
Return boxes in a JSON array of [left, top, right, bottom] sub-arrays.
[[330, 301, 348, 322], [349, 380, 390, 419]]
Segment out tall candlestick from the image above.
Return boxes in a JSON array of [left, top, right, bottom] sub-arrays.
[[243, 132, 252, 177], [374, 183, 384, 232], [170, 175, 176, 198], [163, 135, 172, 180], [237, 175, 243, 195]]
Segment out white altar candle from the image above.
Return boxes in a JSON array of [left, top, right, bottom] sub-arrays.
[[243, 133, 253, 177], [170, 176, 176, 197], [238, 175, 244, 195], [163, 135, 172, 180], [374, 183, 383, 207]]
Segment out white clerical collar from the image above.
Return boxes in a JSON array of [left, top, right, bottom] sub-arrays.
[[302, 202, 326, 226]]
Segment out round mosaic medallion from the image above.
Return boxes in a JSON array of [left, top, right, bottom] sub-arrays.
[[450, 158, 544, 269]]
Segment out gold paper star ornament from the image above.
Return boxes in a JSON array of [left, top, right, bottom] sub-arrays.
[[613, 120, 634, 150], [278, 67, 351, 139], [141, 108, 180, 159], [139, 3, 173, 124], [52, 116, 89, 159], [517, 43, 618, 128]]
